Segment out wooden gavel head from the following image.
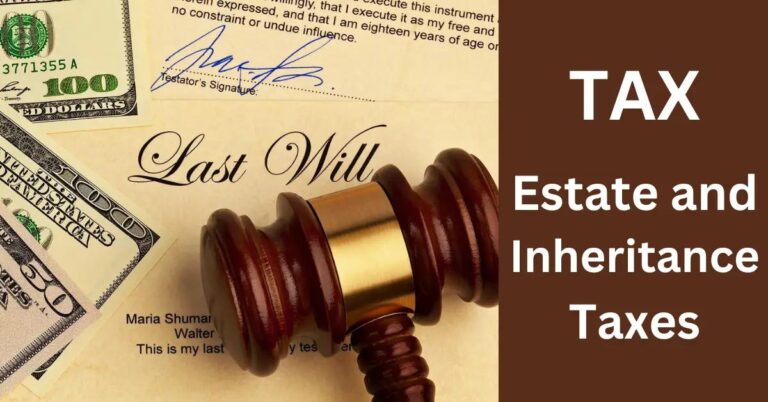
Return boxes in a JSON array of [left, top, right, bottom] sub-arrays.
[[200, 149, 498, 402]]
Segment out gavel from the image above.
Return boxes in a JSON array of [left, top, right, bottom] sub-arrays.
[[200, 149, 498, 402]]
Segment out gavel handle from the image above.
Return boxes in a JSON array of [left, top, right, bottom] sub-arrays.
[[351, 313, 436, 402]]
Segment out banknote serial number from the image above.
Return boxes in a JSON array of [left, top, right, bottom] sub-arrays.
[[2, 58, 78, 75]]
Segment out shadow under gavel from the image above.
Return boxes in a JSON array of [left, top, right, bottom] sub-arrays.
[[200, 149, 498, 402]]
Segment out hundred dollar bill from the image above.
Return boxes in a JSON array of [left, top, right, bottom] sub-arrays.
[[0, 204, 98, 398], [0, 0, 148, 132], [0, 102, 172, 395]]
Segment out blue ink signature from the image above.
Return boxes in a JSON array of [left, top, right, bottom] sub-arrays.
[[151, 25, 331, 95]]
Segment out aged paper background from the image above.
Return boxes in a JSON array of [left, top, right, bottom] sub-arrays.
[[7, 0, 498, 400]]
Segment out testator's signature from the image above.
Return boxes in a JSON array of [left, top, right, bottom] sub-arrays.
[[151, 24, 331, 95]]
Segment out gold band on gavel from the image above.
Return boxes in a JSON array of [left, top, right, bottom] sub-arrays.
[[309, 183, 416, 330]]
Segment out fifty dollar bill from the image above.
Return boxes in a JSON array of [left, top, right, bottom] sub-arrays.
[[0, 100, 171, 396], [0, 204, 98, 398], [0, 0, 148, 132]]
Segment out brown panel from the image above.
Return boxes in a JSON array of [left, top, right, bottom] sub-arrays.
[[502, 1, 767, 400]]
